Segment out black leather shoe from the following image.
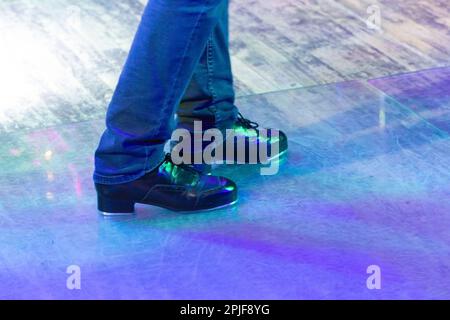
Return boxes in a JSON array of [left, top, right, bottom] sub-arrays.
[[226, 113, 288, 163], [96, 154, 238, 215], [176, 113, 288, 165]]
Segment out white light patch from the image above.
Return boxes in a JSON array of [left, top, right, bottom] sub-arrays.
[[0, 20, 81, 126]]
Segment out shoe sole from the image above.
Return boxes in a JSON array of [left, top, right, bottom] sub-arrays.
[[98, 198, 238, 216], [98, 210, 136, 217]]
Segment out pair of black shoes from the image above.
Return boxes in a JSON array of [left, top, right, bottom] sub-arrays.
[[96, 114, 288, 215]]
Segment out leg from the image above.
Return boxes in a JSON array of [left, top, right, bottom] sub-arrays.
[[175, 0, 288, 166], [94, 0, 227, 185], [94, 0, 237, 214], [178, 0, 238, 131]]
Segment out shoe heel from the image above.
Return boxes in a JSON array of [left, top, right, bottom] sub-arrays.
[[97, 196, 135, 216]]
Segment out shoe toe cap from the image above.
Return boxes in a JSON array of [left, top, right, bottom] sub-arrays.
[[195, 176, 238, 210]]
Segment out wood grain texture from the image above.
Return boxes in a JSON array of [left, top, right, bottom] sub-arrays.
[[0, 0, 449, 133]]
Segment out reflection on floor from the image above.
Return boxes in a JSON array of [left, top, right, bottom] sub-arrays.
[[369, 67, 450, 133], [0, 0, 449, 132], [1, 66, 449, 299]]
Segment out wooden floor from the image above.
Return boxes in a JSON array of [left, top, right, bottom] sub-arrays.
[[1, 0, 450, 299], [1, 67, 449, 299], [231, 0, 450, 93], [0, 0, 449, 132]]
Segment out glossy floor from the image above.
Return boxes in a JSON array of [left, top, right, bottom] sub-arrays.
[[1, 67, 449, 299], [1, 0, 449, 133]]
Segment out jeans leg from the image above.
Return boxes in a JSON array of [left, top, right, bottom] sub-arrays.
[[177, 0, 238, 131], [94, 0, 226, 185]]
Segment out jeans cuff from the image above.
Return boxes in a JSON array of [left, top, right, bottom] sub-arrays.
[[93, 151, 165, 185]]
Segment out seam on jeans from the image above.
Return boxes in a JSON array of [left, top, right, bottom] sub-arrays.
[[206, 37, 218, 105], [94, 173, 129, 179], [157, 2, 212, 136], [94, 171, 146, 185]]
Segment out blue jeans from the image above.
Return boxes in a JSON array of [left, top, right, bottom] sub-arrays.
[[94, 0, 238, 185]]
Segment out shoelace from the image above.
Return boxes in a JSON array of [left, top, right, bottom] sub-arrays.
[[237, 112, 259, 129]]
